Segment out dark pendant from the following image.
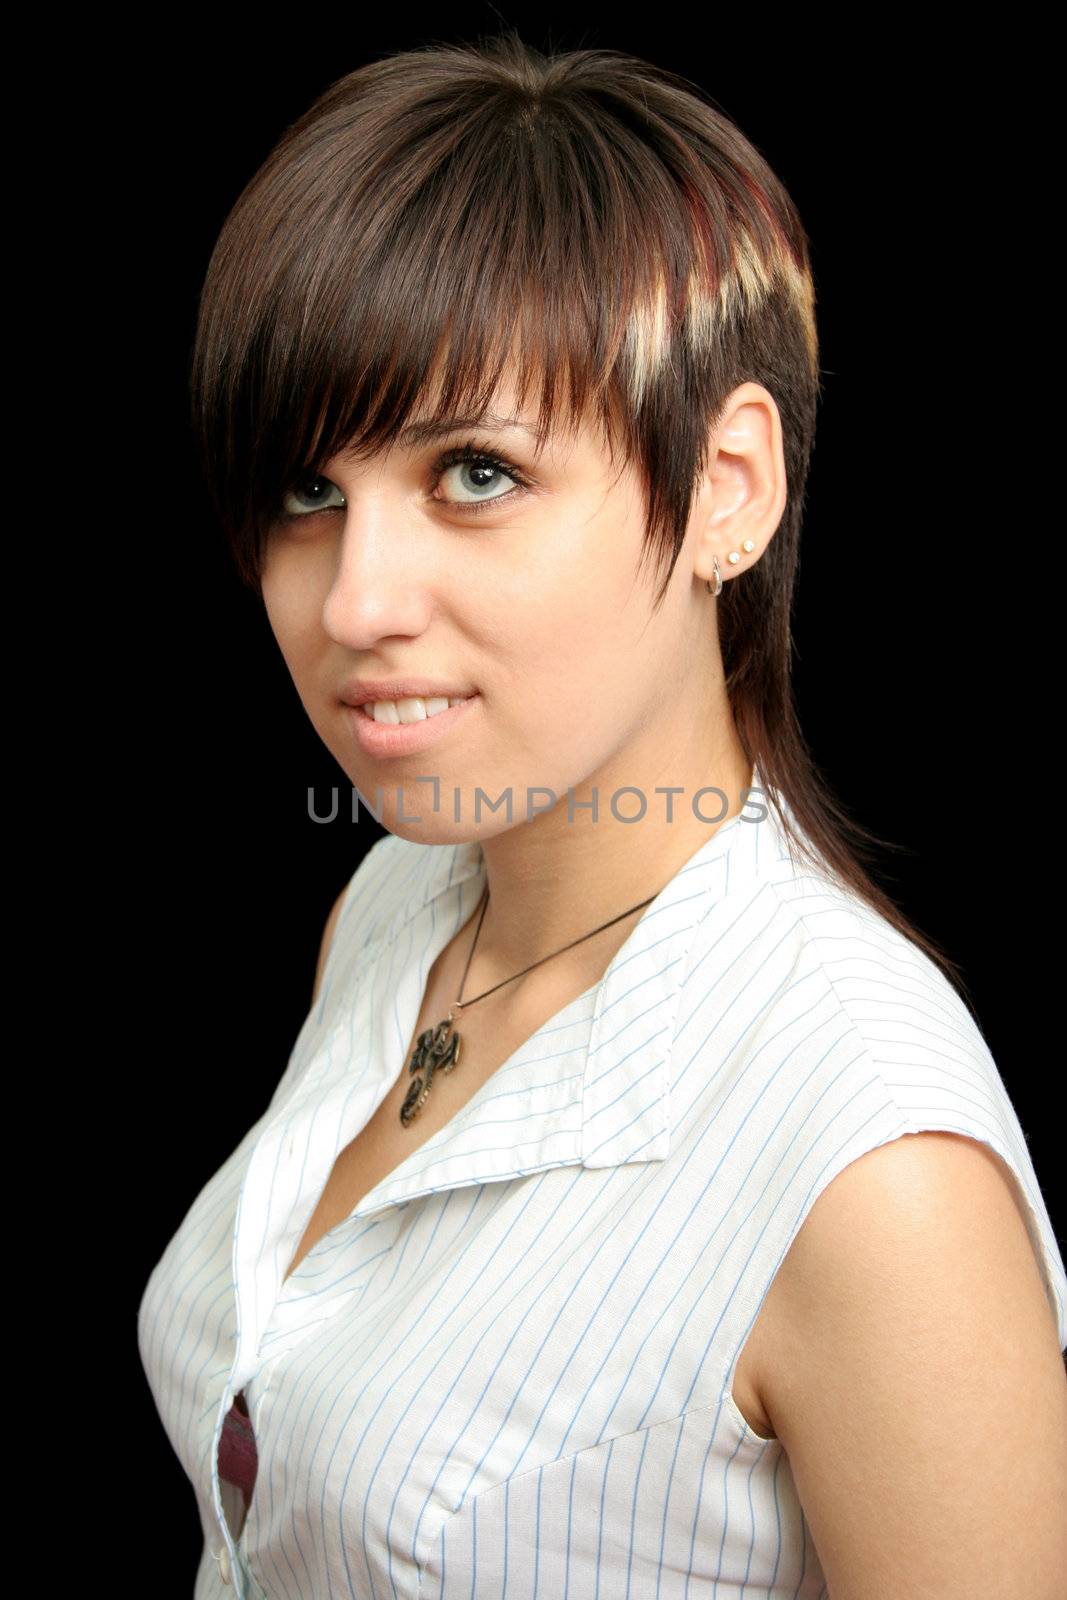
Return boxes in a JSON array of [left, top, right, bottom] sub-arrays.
[[400, 1012, 462, 1126]]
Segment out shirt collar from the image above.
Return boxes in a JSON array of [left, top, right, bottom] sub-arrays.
[[350, 760, 784, 1211]]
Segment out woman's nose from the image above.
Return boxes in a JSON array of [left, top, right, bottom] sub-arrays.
[[320, 514, 433, 648]]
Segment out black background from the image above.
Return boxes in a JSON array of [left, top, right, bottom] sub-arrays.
[[65, 13, 1056, 1589]]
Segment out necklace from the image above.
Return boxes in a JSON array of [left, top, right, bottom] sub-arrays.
[[399, 883, 659, 1126]]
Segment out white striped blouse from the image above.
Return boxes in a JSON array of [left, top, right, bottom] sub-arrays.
[[137, 771, 1067, 1599]]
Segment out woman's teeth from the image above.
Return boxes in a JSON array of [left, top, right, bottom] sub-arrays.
[[364, 695, 471, 725]]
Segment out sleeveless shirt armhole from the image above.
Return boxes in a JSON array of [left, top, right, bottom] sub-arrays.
[[747, 876, 1067, 1368], [717, 1099, 1067, 1459], [874, 1122, 1067, 1354]]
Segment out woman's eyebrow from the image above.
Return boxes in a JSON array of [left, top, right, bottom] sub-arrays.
[[397, 413, 534, 447], [332, 412, 551, 467]]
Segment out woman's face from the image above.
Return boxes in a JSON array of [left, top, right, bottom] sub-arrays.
[[259, 369, 778, 846]]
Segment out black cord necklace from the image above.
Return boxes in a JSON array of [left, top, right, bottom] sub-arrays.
[[399, 883, 659, 1126]]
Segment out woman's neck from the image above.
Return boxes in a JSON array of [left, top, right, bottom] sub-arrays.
[[468, 729, 754, 982]]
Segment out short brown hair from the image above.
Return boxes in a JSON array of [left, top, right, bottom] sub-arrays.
[[190, 28, 969, 1001]]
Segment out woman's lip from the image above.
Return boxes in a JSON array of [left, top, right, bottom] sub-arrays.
[[344, 693, 479, 758]]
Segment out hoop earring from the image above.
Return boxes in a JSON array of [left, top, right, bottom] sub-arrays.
[[705, 555, 723, 597]]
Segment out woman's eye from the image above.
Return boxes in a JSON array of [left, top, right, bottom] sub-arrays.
[[274, 441, 530, 527], [431, 442, 529, 516], [279, 476, 346, 518]]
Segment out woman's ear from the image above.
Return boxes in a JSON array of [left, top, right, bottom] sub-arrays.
[[692, 382, 787, 587]]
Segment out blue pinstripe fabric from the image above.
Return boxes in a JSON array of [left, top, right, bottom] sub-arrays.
[[138, 775, 1067, 1598]]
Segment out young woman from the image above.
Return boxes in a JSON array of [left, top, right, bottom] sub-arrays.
[[138, 31, 1067, 1600]]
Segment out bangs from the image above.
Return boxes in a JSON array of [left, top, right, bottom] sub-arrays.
[[247, 228, 631, 522], [190, 33, 819, 597]]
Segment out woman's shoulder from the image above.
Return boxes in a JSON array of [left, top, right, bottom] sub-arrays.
[[710, 831, 985, 1065], [315, 832, 480, 996], [771, 854, 977, 1025], [743, 852, 999, 1117], [260, 833, 442, 1115], [682, 853, 1067, 1355]]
